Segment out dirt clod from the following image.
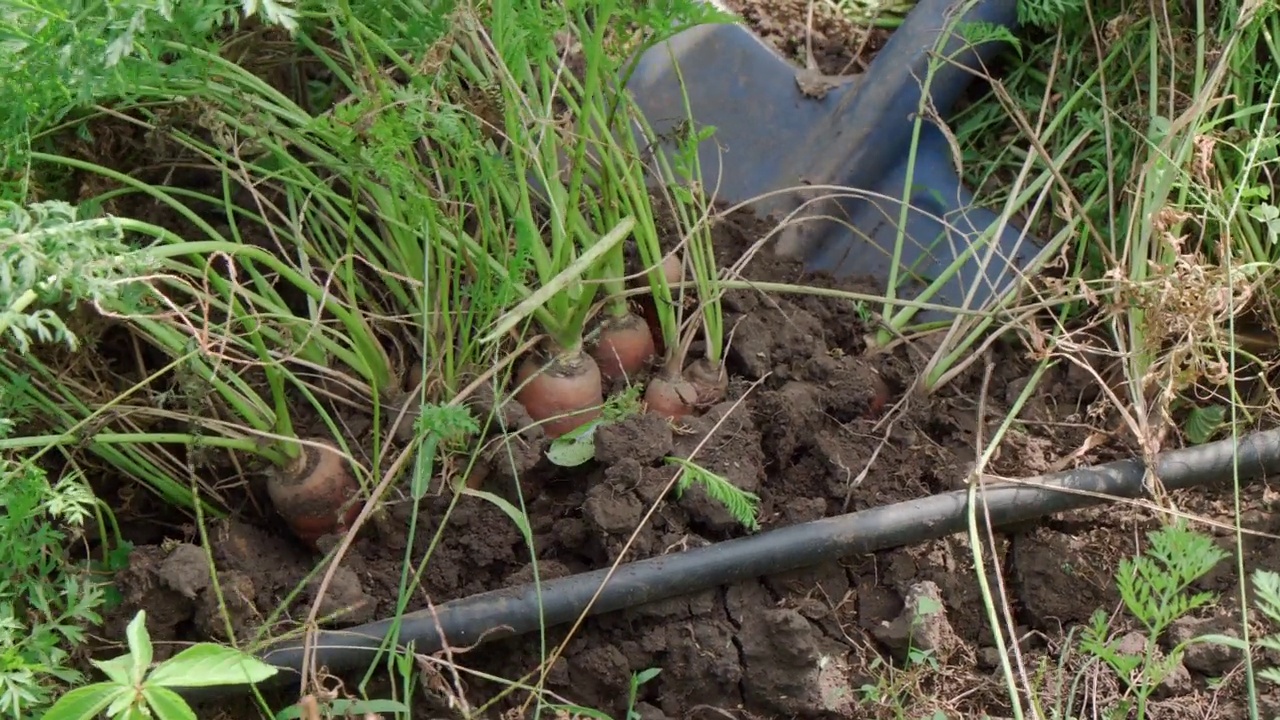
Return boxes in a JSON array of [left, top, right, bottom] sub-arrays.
[[156, 543, 211, 599], [1168, 614, 1243, 676], [872, 581, 961, 663], [736, 602, 851, 717], [594, 412, 674, 466], [307, 566, 377, 626], [194, 570, 258, 642], [1012, 529, 1119, 629]]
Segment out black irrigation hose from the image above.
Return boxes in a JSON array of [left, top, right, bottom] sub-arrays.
[[183, 426, 1280, 701]]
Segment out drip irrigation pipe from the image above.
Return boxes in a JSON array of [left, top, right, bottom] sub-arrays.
[[182, 426, 1280, 700]]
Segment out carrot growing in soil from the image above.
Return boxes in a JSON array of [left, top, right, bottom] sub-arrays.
[[482, 217, 638, 439], [6, 195, 381, 548], [557, 51, 670, 383], [266, 437, 362, 548], [455, 0, 684, 439], [626, 108, 729, 420], [589, 190, 657, 382], [643, 217, 729, 420]]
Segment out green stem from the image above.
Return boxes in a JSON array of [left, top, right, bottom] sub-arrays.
[[0, 289, 39, 338], [0, 431, 273, 457]]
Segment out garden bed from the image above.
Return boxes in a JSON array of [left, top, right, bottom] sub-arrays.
[[94, 199, 1280, 718], [23, 1, 1280, 719]]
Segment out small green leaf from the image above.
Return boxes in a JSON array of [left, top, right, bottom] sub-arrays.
[[142, 686, 197, 720], [124, 611, 153, 682], [1250, 203, 1280, 221], [108, 689, 139, 718], [1184, 405, 1225, 444], [91, 654, 135, 686], [546, 424, 598, 467], [915, 595, 943, 616], [547, 704, 612, 720], [121, 706, 152, 720], [634, 667, 661, 685], [41, 683, 126, 720], [410, 434, 440, 500], [146, 644, 279, 688]]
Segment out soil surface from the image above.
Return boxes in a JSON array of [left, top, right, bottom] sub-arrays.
[[101, 202, 1280, 719], [69, 5, 1280, 720], [714, 0, 893, 75]]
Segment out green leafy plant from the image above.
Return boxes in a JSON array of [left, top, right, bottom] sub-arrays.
[[640, 114, 731, 423], [0, 454, 106, 719], [4, 2, 517, 538], [856, 595, 946, 714], [455, 0, 735, 439], [42, 610, 278, 720], [457, 0, 693, 441], [0, 200, 151, 353], [1078, 521, 1228, 719], [0, 213, 133, 717], [1183, 405, 1227, 444], [545, 666, 663, 720]]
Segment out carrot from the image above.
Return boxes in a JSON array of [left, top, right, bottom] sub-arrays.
[[515, 342, 604, 439], [592, 310, 656, 382], [644, 354, 729, 421], [661, 252, 683, 285], [268, 439, 362, 549], [683, 357, 728, 406], [643, 371, 698, 421]]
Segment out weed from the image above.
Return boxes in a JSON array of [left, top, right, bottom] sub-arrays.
[[0, 199, 144, 718], [0, 453, 104, 719], [544, 666, 662, 720], [1077, 521, 1228, 718], [544, 385, 645, 469], [857, 594, 949, 716], [0, 200, 151, 353], [41, 610, 278, 720]]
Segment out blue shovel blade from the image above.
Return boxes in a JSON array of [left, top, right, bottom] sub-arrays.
[[625, 0, 1045, 323]]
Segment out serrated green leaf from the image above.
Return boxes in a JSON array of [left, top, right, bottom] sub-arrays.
[[40, 683, 125, 720], [1185, 405, 1225, 444], [146, 644, 279, 688], [142, 685, 197, 720]]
